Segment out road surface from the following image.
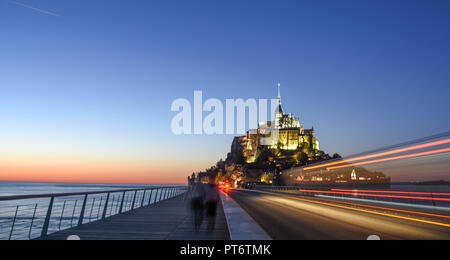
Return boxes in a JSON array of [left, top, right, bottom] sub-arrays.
[[228, 189, 450, 240]]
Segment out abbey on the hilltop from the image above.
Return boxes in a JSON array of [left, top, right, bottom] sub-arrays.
[[237, 84, 320, 163]]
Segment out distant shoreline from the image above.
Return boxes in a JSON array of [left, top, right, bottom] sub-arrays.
[[0, 181, 184, 186], [390, 181, 450, 186], [414, 180, 450, 186]]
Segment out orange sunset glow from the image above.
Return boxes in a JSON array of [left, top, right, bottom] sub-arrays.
[[0, 154, 201, 184]]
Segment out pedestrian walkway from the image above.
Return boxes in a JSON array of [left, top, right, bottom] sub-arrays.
[[43, 194, 229, 240], [167, 198, 229, 240]]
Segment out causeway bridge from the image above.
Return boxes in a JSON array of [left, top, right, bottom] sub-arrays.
[[1, 133, 450, 240], [1, 184, 450, 240]]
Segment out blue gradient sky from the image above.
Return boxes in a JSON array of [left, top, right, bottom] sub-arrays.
[[1, 0, 449, 183]]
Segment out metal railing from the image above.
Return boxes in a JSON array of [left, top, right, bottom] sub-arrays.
[[0, 186, 187, 240]]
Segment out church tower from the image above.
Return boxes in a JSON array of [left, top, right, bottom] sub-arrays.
[[274, 83, 284, 128]]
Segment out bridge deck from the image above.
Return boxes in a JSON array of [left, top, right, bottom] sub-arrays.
[[43, 194, 230, 240]]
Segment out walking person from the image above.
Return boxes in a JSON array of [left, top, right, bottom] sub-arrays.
[[190, 182, 205, 232], [204, 177, 220, 231]]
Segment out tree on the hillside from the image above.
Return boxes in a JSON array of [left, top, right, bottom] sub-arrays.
[[332, 153, 342, 159], [293, 151, 308, 166], [255, 147, 276, 169]]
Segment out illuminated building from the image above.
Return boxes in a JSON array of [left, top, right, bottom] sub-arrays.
[[243, 84, 320, 162], [282, 166, 391, 186]]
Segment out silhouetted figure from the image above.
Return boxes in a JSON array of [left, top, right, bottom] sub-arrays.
[[204, 179, 220, 231], [190, 183, 205, 232]]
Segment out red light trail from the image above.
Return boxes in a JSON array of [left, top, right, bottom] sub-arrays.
[[297, 195, 450, 220], [303, 138, 450, 171], [290, 195, 450, 228], [327, 147, 450, 170], [299, 189, 450, 202], [331, 189, 450, 196], [240, 189, 450, 228]]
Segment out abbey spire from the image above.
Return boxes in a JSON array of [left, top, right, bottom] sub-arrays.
[[274, 83, 284, 128], [278, 83, 282, 105], [276, 83, 283, 115]]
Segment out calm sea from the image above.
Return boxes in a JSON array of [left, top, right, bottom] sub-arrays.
[[0, 181, 169, 197]]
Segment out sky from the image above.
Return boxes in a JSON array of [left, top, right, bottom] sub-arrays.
[[0, 0, 449, 184]]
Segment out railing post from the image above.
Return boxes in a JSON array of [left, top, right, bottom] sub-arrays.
[[109, 196, 115, 215], [70, 200, 78, 227], [158, 188, 163, 202], [59, 201, 67, 230], [28, 204, 38, 239], [102, 193, 110, 219], [119, 192, 126, 213], [110, 195, 116, 214], [112, 196, 117, 215], [153, 189, 158, 202], [41, 196, 55, 238], [9, 205, 19, 240], [78, 194, 88, 226], [148, 190, 153, 205], [155, 188, 160, 202], [96, 197, 103, 219], [88, 198, 96, 221], [141, 190, 146, 208], [131, 190, 138, 210]]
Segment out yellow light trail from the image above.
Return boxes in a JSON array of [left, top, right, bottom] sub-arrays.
[[242, 189, 450, 228], [331, 188, 450, 196], [287, 195, 450, 228], [301, 195, 450, 220], [303, 138, 450, 171], [326, 147, 450, 170], [299, 189, 450, 201]]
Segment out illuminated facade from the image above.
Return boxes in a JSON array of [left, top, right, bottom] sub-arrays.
[[244, 84, 320, 162], [282, 166, 391, 186]]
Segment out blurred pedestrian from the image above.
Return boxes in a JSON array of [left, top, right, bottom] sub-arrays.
[[204, 178, 220, 231], [190, 182, 205, 232]]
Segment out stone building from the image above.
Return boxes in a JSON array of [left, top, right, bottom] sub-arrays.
[[243, 84, 320, 163]]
